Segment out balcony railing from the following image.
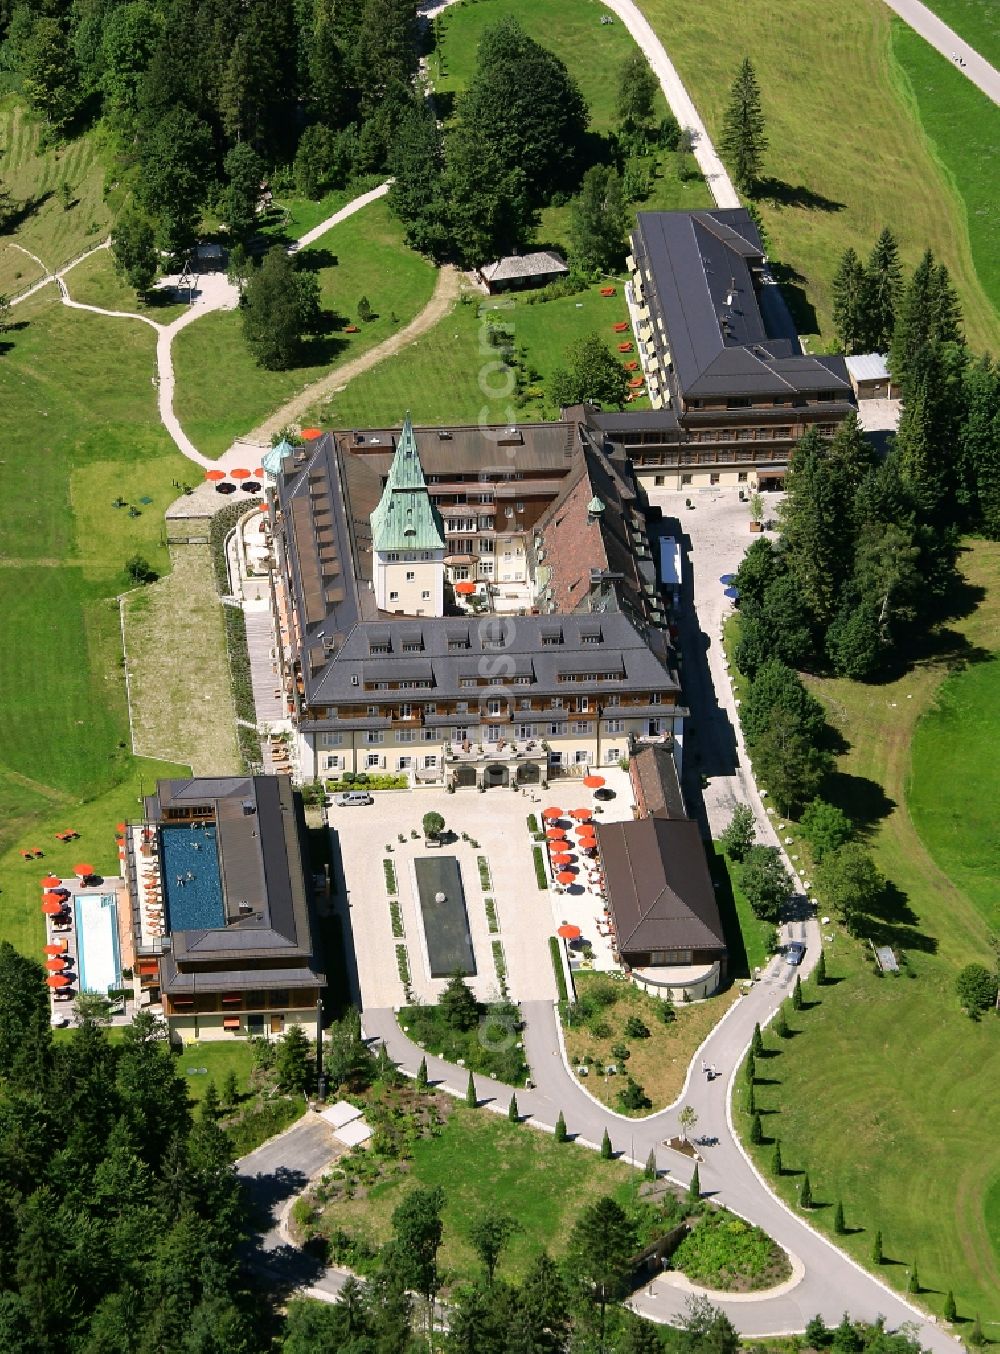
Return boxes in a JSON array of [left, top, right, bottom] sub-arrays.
[[446, 739, 546, 763]]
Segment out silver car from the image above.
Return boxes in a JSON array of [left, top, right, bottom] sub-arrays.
[[785, 941, 806, 966], [328, 791, 374, 807]]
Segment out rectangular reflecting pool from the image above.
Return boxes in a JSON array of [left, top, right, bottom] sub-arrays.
[[414, 856, 476, 978]]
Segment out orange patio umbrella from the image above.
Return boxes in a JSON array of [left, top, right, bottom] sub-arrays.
[[570, 808, 591, 820], [550, 852, 574, 866], [45, 957, 68, 971], [230, 467, 251, 480], [115, 822, 127, 832], [545, 827, 566, 841], [454, 581, 476, 596], [41, 875, 62, 888], [44, 942, 67, 955], [42, 891, 65, 906], [42, 897, 65, 915], [205, 469, 226, 481], [575, 823, 597, 837], [558, 924, 581, 940], [583, 774, 605, 789], [73, 863, 94, 877], [541, 807, 563, 821], [301, 427, 323, 440], [46, 973, 72, 988], [556, 870, 577, 885], [252, 466, 266, 477]]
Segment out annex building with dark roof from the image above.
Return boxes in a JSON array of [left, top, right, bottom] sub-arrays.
[[598, 209, 856, 493], [122, 776, 325, 1042]]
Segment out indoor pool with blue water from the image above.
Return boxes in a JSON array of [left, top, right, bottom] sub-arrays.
[[160, 824, 226, 931]]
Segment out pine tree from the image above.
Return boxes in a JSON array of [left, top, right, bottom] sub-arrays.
[[804, 1315, 828, 1349], [800, 1173, 812, 1208], [832, 247, 867, 354], [600, 1128, 613, 1160], [943, 1290, 957, 1323], [772, 1139, 783, 1176], [466, 1070, 477, 1108], [815, 950, 827, 985], [834, 1201, 845, 1234], [872, 1230, 883, 1265], [688, 1163, 700, 1200], [416, 1055, 428, 1089], [508, 1093, 519, 1123], [555, 1111, 568, 1142], [752, 1021, 764, 1056], [221, 1068, 239, 1108], [719, 57, 768, 193], [201, 1080, 220, 1122], [644, 1149, 657, 1181], [792, 975, 803, 1010], [862, 227, 902, 353], [750, 1112, 763, 1145]]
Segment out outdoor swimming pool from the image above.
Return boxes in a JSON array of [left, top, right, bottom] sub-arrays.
[[74, 894, 122, 994], [161, 824, 225, 932]]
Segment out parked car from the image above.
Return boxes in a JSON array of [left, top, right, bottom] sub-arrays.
[[328, 791, 374, 807], [785, 941, 806, 966]]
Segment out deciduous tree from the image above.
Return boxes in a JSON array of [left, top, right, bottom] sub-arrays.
[[241, 247, 322, 370], [111, 206, 158, 297], [469, 1209, 520, 1285], [550, 332, 629, 410], [720, 804, 755, 862], [569, 165, 626, 273]]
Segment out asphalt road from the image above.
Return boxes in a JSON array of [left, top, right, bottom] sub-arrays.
[[881, 0, 1000, 105]]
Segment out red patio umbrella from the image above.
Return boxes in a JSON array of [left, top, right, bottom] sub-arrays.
[[301, 427, 323, 440], [252, 466, 265, 477], [583, 774, 605, 789], [575, 824, 597, 838], [205, 469, 226, 481], [44, 942, 67, 955], [541, 807, 563, 821], [545, 827, 566, 841], [46, 973, 72, 988], [73, 863, 94, 877], [229, 467, 251, 480], [41, 875, 61, 888], [558, 924, 582, 940], [550, 852, 574, 866], [454, 581, 476, 596], [41, 898, 65, 915], [45, 957, 68, 971], [570, 808, 591, 820], [556, 870, 577, 885], [42, 891, 65, 906]]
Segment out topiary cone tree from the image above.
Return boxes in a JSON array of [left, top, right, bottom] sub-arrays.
[[943, 1290, 956, 1323], [800, 1172, 813, 1209], [508, 1093, 519, 1123], [600, 1128, 613, 1159], [750, 1112, 763, 1145], [872, 1230, 883, 1265], [834, 1201, 845, 1234], [416, 1055, 428, 1089], [815, 949, 827, 985], [466, 1070, 477, 1108], [752, 1021, 764, 1056], [555, 1111, 568, 1142], [688, 1163, 701, 1201], [772, 1138, 783, 1176]]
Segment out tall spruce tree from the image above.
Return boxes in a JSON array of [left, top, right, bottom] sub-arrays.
[[719, 57, 767, 193], [778, 429, 854, 625], [861, 227, 902, 353], [832, 247, 867, 354], [959, 355, 1000, 537]]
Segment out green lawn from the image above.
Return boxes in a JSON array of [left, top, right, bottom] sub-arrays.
[[918, 0, 1000, 66], [709, 844, 775, 976], [321, 280, 642, 429], [732, 540, 1000, 1330], [171, 198, 437, 457], [889, 19, 1000, 319], [909, 656, 1000, 931], [634, 0, 998, 351], [314, 1102, 639, 1285], [0, 283, 193, 952], [0, 99, 117, 275], [178, 1040, 257, 1102], [62, 246, 189, 324]]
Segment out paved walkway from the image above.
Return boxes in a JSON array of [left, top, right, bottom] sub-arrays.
[[603, 0, 740, 208], [882, 0, 1000, 105]]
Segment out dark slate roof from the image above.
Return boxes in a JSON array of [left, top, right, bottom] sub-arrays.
[[632, 210, 852, 401], [598, 817, 726, 957], [148, 777, 325, 983], [308, 611, 681, 706]]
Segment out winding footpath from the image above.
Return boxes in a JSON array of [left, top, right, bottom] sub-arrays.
[[7, 180, 458, 470]]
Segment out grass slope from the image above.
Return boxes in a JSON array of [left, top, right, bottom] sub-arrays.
[[917, 0, 1000, 67], [634, 0, 998, 350], [909, 656, 1000, 931], [171, 199, 436, 457], [314, 1103, 637, 1285], [0, 99, 115, 275], [889, 19, 1000, 319], [733, 540, 1000, 1328], [321, 281, 638, 429]]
